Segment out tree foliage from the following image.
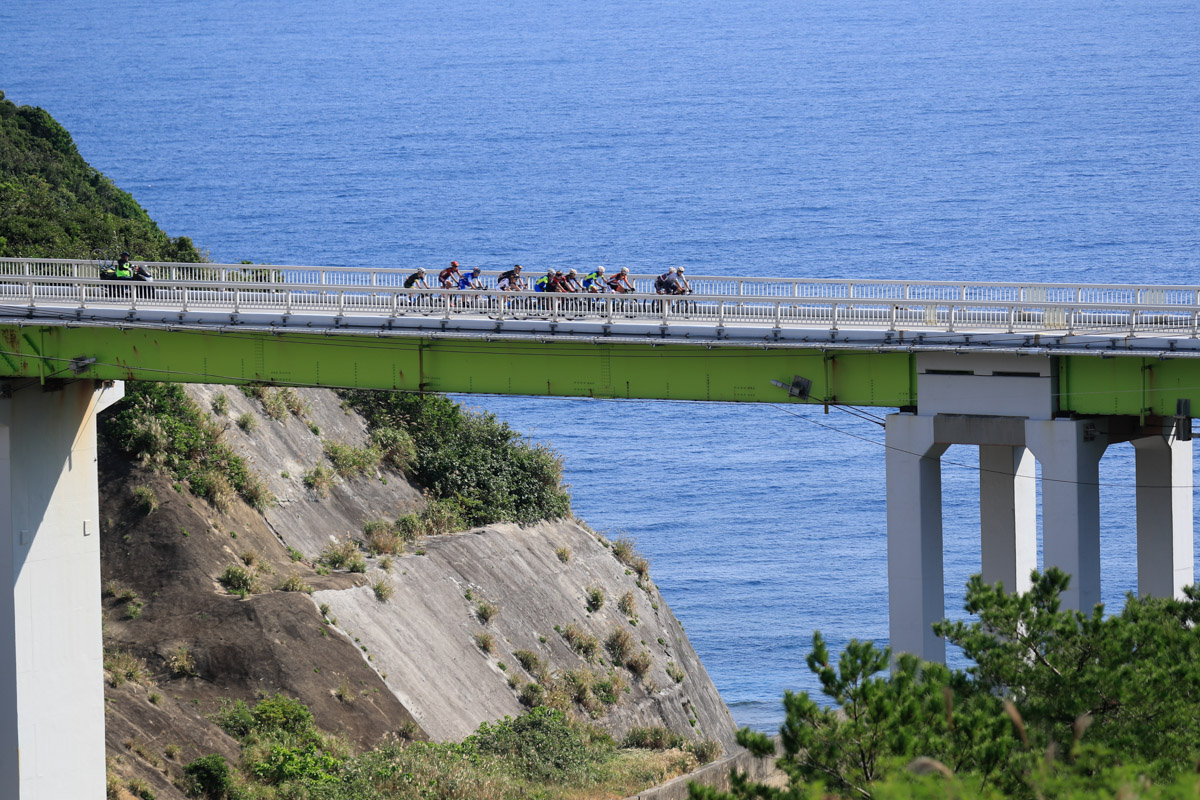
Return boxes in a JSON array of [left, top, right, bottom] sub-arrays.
[[0, 90, 201, 260], [702, 570, 1200, 799], [340, 389, 571, 526]]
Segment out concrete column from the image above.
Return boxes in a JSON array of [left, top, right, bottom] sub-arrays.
[[1025, 418, 1109, 612], [1132, 429, 1193, 599], [886, 413, 949, 662], [979, 445, 1038, 593], [0, 380, 122, 800]]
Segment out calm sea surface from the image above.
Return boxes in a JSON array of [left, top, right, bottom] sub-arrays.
[[5, 0, 1199, 730]]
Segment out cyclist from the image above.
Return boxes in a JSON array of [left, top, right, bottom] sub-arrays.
[[114, 251, 134, 279], [439, 261, 462, 289], [675, 266, 692, 295], [498, 264, 525, 291], [607, 267, 635, 293], [582, 266, 608, 292], [654, 267, 680, 294], [404, 268, 429, 289], [562, 269, 583, 293], [534, 269, 555, 292], [458, 267, 484, 290]]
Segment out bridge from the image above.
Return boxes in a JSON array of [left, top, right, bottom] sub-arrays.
[[2, 257, 1199, 797]]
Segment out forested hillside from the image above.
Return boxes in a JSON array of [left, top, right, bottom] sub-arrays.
[[0, 90, 201, 261]]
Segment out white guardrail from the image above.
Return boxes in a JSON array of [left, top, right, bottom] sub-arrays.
[[1, 257, 1199, 336]]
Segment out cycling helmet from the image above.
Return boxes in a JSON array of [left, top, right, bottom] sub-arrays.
[[677, 266, 686, 273], [416, 268, 426, 275], [667, 266, 677, 273], [620, 267, 629, 274], [472, 267, 481, 274], [120, 251, 131, 259], [568, 269, 578, 276], [450, 261, 460, 268], [514, 264, 523, 270], [596, 266, 605, 273], [546, 269, 555, 276]]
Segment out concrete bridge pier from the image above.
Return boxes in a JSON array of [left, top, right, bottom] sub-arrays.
[[1133, 425, 1193, 599], [978, 444, 1037, 594], [886, 407, 1194, 662], [1, 379, 123, 800], [1024, 418, 1109, 612]]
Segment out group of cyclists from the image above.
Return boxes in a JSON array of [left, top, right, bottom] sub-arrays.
[[402, 261, 695, 296]]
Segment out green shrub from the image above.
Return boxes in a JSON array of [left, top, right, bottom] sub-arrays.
[[687, 738, 721, 764], [236, 412, 256, 433], [474, 631, 495, 654], [371, 425, 416, 472], [518, 682, 544, 708], [556, 545, 571, 563], [514, 649, 544, 678], [104, 383, 270, 513], [131, 485, 158, 514], [339, 390, 571, 526], [469, 707, 614, 784], [476, 599, 499, 624], [251, 694, 316, 736], [249, 743, 342, 785], [319, 538, 366, 573], [362, 520, 401, 554], [104, 649, 147, 687], [261, 388, 288, 421], [562, 622, 599, 662], [625, 649, 652, 677], [622, 726, 684, 750], [278, 388, 309, 419], [586, 585, 605, 612], [183, 754, 232, 799], [302, 464, 333, 498], [605, 626, 634, 665], [322, 440, 381, 478], [218, 564, 259, 597], [618, 590, 637, 618], [210, 392, 229, 416], [240, 473, 274, 512], [275, 573, 312, 593], [666, 661, 685, 684], [372, 579, 394, 602], [168, 644, 196, 677]]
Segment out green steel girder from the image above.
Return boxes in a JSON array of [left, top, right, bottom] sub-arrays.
[[8, 325, 1200, 414], [0, 325, 916, 406], [1059, 356, 1200, 418]]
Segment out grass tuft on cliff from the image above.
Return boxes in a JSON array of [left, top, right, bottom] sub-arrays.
[[340, 390, 571, 527]]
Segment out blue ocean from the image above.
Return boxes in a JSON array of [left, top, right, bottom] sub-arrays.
[[5, 0, 1199, 730]]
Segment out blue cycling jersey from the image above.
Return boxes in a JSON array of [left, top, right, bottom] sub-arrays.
[[458, 275, 476, 290]]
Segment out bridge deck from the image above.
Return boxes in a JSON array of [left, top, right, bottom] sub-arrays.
[[2, 259, 1200, 416]]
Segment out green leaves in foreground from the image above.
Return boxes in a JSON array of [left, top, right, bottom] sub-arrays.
[[701, 569, 1200, 800]]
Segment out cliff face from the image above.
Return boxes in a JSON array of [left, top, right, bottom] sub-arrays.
[[100, 384, 735, 798]]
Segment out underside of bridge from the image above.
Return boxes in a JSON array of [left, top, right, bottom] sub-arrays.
[[1, 323, 1199, 796]]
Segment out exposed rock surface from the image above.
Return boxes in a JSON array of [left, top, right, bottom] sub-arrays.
[[99, 384, 737, 797]]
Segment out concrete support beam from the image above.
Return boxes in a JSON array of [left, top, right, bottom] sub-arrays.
[[1132, 429, 1193, 599], [1025, 418, 1108, 612], [886, 413, 948, 662], [978, 445, 1038, 593], [0, 379, 120, 800]]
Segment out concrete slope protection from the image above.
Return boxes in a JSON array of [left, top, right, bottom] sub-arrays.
[[96, 383, 736, 799]]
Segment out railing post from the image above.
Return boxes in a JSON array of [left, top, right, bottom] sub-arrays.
[[443, 293, 451, 320], [1067, 308, 1075, 335], [888, 303, 897, 331], [1007, 306, 1015, 334], [829, 303, 838, 333], [337, 290, 344, 315], [718, 299, 725, 327], [947, 306, 955, 333], [663, 297, 671, 324]]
